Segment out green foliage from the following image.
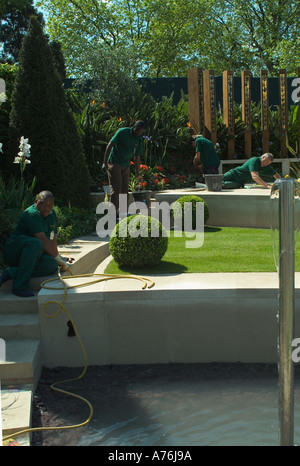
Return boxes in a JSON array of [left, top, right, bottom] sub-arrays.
[[109, 215, 168, 268], [38, 0, 300, 78], [0, 62, 17, 174], [0, 0, 44, 63], [53, 205, 97, 244], [8, 16, 91, 207], [172, 195, 209, 229]]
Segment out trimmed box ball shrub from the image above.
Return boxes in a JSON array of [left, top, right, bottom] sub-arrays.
[[172, 195, 209, 229], [109, 215, 168, 268]]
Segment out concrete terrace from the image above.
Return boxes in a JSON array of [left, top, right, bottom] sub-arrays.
[[1, 185, 299, 445]]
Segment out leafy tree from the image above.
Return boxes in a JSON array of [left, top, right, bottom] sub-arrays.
[[9, 15, 91, 207], [205, 0, 300, 75], [0, 0, 44, 63], [37, 0, 300, 77]]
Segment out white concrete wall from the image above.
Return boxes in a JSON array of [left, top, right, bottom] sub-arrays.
[[37, 274, 300, 368]]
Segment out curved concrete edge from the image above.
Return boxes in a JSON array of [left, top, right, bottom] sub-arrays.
[[37, 272, 300, 367]]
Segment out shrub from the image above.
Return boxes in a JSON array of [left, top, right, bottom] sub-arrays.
[[172, 195, 209, 229], [109, 215, 168, 268], [53, 205, 97, 244]]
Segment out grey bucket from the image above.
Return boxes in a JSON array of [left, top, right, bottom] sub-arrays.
[[204, 174, 223, 192]]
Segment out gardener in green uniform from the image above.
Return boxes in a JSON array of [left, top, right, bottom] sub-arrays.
[[102, 120, 146, 218], [191, 135, 221, 176], [0, 191, 71, 297], [222, 153, 281, 189]]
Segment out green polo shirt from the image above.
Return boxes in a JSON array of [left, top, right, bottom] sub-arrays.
[[233, 157, 276, 183], [195, 137, 220, 169], [108, 127, 145, 167], [12, 204, 58, 239]]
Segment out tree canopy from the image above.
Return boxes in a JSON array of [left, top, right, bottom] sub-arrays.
[[36, 0, 300, 77], [0, 0, 44, 63]]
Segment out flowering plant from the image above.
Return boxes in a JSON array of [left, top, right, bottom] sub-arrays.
[[129, 162, 197, 192], [14, 136, 31, 179]]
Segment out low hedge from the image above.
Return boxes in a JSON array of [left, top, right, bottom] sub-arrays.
[[172, 195, 209, 229], [109, 214, 168, 268]]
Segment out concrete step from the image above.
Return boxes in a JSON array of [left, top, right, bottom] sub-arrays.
[[1, 386, 32, 446], [0, 273, 59, 293], [0, 291, 38, 314], [0, 339, 42, 387], [0, 314, 40, 340]]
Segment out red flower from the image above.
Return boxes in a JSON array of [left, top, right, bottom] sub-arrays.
[[130, 161, 134, 165], [140, 164, 148, 171], [162, 178, 170, 184], [155, 165, 163, 171]]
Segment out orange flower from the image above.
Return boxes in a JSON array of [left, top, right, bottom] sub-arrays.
[[187, 122, 191, 127], [118, 117, 122, 121], [92, 100, 96, 105], [100, 102, 106, 108], [140, 164, 148, 171]]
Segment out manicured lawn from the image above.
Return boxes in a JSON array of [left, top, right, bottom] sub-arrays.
[[104, 226, 300, 274]]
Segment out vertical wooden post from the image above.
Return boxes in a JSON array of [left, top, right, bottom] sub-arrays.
[[279, 69, 288, 157], [203, 70, 217, 144], [261, 70, 270, 154], [241, 71, 252, 158], [223, 70, 235, 159], [187, 67, 204, 135]]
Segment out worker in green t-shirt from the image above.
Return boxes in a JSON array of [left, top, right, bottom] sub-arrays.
[[222, 153, 281, 189], [102, 120, 146, 218], [191, 135, 221, 178], [0, 191, 72, 297]]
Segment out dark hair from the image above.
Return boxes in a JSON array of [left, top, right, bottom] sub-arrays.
[[133, 120, 146, 130]]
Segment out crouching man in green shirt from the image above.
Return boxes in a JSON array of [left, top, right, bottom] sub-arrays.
[[0, 191, 71, 297], [191, 135, 221, 175], [102, 120, 146, 219], [222, 153, 281, 189]]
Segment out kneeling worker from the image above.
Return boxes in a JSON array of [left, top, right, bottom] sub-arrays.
[[0, 190, 72, 297], [222, 153, 281, 189]]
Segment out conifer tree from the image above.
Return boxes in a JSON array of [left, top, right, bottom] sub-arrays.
[[9, 15, 91, 207]]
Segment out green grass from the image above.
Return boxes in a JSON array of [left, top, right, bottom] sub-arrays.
[[104, 226, 300, 275]]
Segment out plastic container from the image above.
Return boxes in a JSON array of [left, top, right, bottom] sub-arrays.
[[204, 174, 223, 192]]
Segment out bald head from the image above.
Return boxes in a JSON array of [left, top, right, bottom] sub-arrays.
[[37, 191, 54, 202], [35, 191, 54, 217]]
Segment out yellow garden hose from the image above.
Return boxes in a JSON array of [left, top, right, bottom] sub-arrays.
[[2, 269, 155, 446]]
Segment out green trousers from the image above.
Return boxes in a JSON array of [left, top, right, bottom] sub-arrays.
[[3, 235, 58, 291], [222, 169, 244, 189]]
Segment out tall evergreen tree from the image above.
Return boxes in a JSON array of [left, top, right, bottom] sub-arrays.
[[9, 15, 91, 207]]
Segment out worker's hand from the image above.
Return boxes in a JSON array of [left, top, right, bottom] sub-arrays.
[[55, 254, 70, 271], [67, 257, 75, 264], [59, 261, 69, 271]]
